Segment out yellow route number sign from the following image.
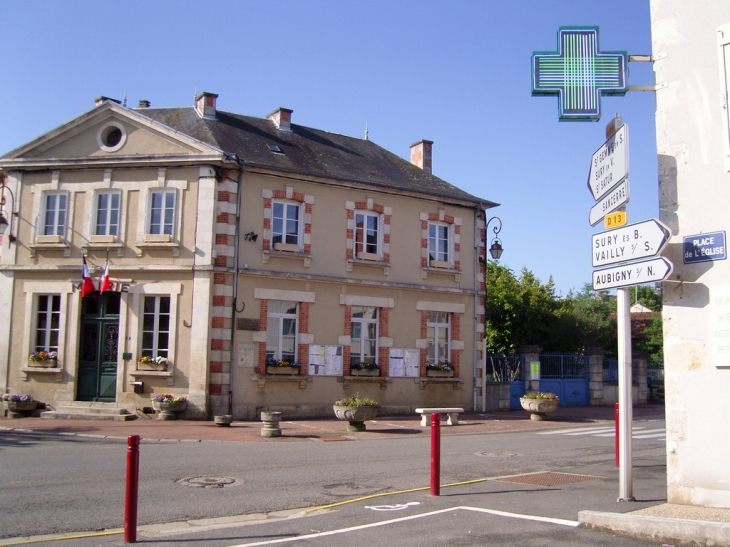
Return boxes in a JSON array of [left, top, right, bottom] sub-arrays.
[[604, 211, 627, 229]]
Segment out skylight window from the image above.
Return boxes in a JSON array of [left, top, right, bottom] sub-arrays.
[[267, 143, 284, 154]]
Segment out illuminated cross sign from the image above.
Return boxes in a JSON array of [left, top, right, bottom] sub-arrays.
[[532, 27, 628, 121]]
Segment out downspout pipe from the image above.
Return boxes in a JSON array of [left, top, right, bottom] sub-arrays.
[[473, 204, 484, 412], [228, 156, 245, 417]]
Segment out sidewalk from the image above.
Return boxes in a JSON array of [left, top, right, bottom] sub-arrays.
[[1, 404, 664, 442]]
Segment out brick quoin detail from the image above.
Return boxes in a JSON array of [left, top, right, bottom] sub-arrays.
[[217, 191, 230, 202], [214, 256, 228, 267], [212, 295, 225, 307], [420, 310, 429, 376], [451, 314, 461, 377], [210, 361, 223, 373], [209, 384, 222, 395], [211, 339, 224, 351], [257, 300, 268, 374], [216, 212, 229, 223], [211, 317, 224, 329], [213, 272, 227, 285], [379, 308, 389, 374], [215, 233, 229, 245]]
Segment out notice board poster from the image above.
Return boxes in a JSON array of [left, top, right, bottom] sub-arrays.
[[389, 348, 420, 377], [308, 345, 343, 376], [711, 286, 730, 367]]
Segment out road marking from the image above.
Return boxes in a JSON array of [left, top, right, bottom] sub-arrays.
[[537, 425, 664, 440], [365, 502, 421, 511], [227, 506, 578, 546], [536, 426, 621, 435]]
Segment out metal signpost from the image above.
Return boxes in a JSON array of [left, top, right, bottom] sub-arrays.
[[588, 123, 629, 201]]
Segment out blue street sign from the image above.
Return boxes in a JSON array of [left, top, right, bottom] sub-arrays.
[[683, 231, 727, 264]]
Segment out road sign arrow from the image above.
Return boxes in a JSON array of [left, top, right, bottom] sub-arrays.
[[587, 124, 629, 201], [589, 179, 630, 226], [592, 218, 671, 268], [593, 257, 673, 290]]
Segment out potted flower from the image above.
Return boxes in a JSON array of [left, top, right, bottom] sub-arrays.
[[151, 394, 187, 420], [265, 358, 301, 376], [519, 392, 560, 421], [426, 362, 455, 378], [2, 394, 38, 416], [350, 362, 380, 377], [138, 355, 168, 371], [28, 350, 58, 368], [333, 394, 379, 432]]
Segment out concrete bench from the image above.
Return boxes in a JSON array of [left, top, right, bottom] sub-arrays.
[[415, 407, 464, 426]]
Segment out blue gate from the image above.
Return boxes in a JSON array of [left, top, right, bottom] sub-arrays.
[[539, 353, 589, 406], [487, 354, 525, 410]]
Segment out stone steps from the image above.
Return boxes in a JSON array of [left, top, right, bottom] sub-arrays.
[[41, 404, 137, 421]]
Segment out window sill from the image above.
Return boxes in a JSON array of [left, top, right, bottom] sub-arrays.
[[254, 373, 311, 389], [262, 250, 311, 267], [340, 375, 391, 390], [21, 366, 63, 382], [421, 266, 460, 282], [129, 368, 175, 386], [135, 241, 180, 257], [347, 258, 390, 275], [416, 376, 463, 390], [29, 243, 70, 258]]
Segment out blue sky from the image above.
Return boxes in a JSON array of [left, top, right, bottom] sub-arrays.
[[1, 0, 657, 296]]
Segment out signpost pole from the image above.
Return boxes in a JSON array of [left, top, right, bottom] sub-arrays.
[[617, 288, 635, 501]]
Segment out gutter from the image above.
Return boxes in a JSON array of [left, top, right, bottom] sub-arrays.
[[227, 156, 245, 417]]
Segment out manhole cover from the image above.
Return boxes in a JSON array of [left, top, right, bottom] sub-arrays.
[[323, 482, 387, 496], [492, 472, 602, 487], [176, 476, 240, 488], [475, 451, 523, 458]]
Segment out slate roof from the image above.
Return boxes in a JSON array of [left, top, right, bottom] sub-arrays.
[[135, 106, 495, 207]]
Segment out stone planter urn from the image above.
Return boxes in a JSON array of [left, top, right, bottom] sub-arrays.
[[261, 411, 282, 437], [27, 358, 57, 368], [5, 401, 38, 418], [266, 366, 300, 376], [214, 415, 232, 427], [350, 368, 380, 377], [519, 397, 560, 421], [152, 400, 187, 420], [333, 405, 379, 432]]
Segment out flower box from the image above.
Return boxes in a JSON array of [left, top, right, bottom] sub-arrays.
[[350, 368, 380, 377], [266, 366, 300, 376], [28, 358, 58, 368], [137, 360, 168, 371], [5, 401, 38, 412], [426, 370, 455, 378]]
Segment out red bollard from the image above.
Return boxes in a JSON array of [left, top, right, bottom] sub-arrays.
[[615, 403, 619, 468], [430, 413, 440, 496], [124, 435, 140, 543]]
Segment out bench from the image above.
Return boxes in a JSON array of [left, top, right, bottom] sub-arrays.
[[415, 407, 464, 426]]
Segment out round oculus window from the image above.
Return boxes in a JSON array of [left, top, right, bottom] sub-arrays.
[[97, 122, 127, 152]]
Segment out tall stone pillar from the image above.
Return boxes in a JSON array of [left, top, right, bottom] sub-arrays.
[[633, 352, 648, 405], [586, 347, 605, 406], [519, 345, 542, 392]]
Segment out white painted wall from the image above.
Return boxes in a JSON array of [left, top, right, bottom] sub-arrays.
[[651, 0, 730, 507]]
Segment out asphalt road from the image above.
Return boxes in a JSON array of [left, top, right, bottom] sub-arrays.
[[0, 418, 668, 546]]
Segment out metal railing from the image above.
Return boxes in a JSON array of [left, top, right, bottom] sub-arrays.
[[540, 353, 587, 379], [486, 354, 523, 382]]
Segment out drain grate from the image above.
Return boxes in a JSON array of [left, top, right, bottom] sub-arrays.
[[176, 476, 239, 488], [492, 472, 602, 487]]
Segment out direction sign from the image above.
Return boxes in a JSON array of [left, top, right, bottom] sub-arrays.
[[589, 179, 630, 226], [588, 124, 628, 201], [593, 257, 673, 290], [592, 218, 670, 268], [605, 211, 627, 229]]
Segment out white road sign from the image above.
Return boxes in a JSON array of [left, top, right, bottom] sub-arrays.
[[593, 257, 673, 290], [592, 218, 670, 268], [589, 179, 630, 226], [588, 124, 629, 201]]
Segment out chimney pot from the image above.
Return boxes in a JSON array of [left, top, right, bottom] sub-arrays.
[[410, 140, 434, 173], [195, 92, 218, 119], [267, 107, 293, 131], [138, 100, 151, 108], [95, 96, 122, 106]]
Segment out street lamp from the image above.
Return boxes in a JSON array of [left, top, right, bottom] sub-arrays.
[[483, 216, 503, 411]]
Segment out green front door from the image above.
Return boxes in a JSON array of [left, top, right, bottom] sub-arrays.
[[77, 292, 121, 402]]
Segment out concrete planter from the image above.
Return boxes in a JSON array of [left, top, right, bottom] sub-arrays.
[[214, 415, 232, 427], [333, 405, 378, 432], [5, 401, 38, 417], [152, 401, 187, 420], [350, 368, 380, 377], [260, 411, 282, 437], [266, 366, 300, 376], [519, 397, 560, 421]]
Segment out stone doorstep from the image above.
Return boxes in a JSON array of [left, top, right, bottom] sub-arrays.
[[41, 405, 137, 421]]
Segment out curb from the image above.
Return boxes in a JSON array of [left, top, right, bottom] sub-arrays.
[[579, 510, 730, 547]]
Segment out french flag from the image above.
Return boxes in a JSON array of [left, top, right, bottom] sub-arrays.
[[99, 257, 112, 295], [81, 257, 96, 298]]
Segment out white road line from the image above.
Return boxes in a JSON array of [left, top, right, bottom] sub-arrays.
[[227, 506, 578, 546], [536, 426, 619, 435]]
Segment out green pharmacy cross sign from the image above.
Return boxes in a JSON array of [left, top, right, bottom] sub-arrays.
[[532, 27, 628, 121]]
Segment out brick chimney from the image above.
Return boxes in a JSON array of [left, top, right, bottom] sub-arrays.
[[410, 140, 433, 173], [94, 96, 121, 106], [138, 100, 151, 108], [267, 107, 293, 131], [195, 92, 218, 119]]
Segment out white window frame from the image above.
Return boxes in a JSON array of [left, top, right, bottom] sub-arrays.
[[34, 294, 61, 354], [266, 301, 298, 362], [147, 189, 176, 238], [141, 295, 171, 359], [93, 190, 121, 237], [128, 283, 180, 367], [355, 210, 381, 259], [350, 306, 379, 366], [41, 191, 69, 237], [271, 200, 302, 250], [427, 311, 451, 365], [428, 221, 452, 265]]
